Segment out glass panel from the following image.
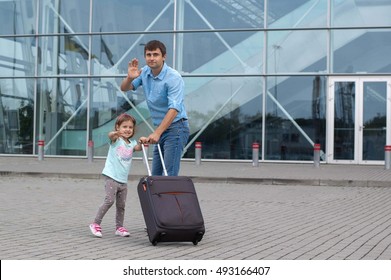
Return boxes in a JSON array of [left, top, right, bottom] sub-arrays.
[[268, 0, 327, 28], [183, 0, 264, 29], [265, 76, 326, 161], [38, 0, 90, 34], [181, 31, 263, 74], [0, 0, 36, 35], [0, 78, 34, 154], [38, 35, 89, 76], [334, 81, 355, 160], [91, 34, 174, 76], [89, 77, 151, 157], [183, 77, 263, 160], [332, 29, 391, 74], [332, 0, 391, 27], [267, 30, 327, 73], [93, 31, 262, 77], [92, 0, 173, 32], [93, 0, 264, 32], [0, 37, 36, 78], [36, 78, 88, 156], [90, 76, 264, 160], [362, 81, 386, 161]]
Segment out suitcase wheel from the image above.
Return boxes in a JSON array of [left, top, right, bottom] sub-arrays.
[[151, 232, 166, 246], [192, 231, 204, 245]]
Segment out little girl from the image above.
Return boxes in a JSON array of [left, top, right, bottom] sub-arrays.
[[89, 113, 146, 238]]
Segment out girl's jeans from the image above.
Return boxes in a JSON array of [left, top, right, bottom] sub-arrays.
[[152, 119, 190, 176]]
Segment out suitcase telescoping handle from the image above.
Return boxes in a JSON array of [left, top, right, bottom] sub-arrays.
[[141, 143, 168, 176]]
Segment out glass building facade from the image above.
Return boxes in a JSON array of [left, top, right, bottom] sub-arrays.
[[1, 0, 391, 164]]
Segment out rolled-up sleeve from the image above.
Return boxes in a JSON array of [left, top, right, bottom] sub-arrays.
[[167, 73, 184, 112], [131, 75, 142, 90]]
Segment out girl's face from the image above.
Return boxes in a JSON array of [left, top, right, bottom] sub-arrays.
[[116, 120, 134, 139]]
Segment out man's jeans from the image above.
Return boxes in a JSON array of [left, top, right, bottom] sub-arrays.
[[152, 119, 189, 176]]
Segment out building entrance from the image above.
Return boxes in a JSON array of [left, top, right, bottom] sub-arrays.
[[327, 77, 391, 164]]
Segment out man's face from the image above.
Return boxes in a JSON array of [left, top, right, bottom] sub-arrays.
[[145, 48, 166, 71]]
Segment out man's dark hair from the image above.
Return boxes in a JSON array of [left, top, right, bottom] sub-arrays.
[[144, 40, 166, 56]]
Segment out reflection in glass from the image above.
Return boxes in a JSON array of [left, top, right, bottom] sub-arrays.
[[332, 0, 391, 27], [0, 78, 34, 154], [265, 76, 326, 160], [90, 34, 175, 76], [268, 0, 327, 28], [1, 0, 391, 163], [38, 35, 89, 76], [362, 82, 386, 161], [267, 30, 327, 73], [90, 30, 263, 77], [92, 0, 173, 32], [93, 0, 263, 32], [0, 0, 36, 35], [183, 77, 262, 160], [0, 37, 36, 77], [334, 81, 355, 160], [182, 31, 262, 74], [333, 30, 391, 74], [38, 0, 90, 34], [36, 78, 88, 156], [183, 0, 263, 29]]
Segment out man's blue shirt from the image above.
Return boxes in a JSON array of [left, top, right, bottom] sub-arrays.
[[131, 63, 188, 126]]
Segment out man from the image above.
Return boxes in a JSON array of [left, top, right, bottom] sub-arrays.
[[120, 40, 189, 176]]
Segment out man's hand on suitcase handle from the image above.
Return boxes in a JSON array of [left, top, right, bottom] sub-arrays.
[[139, 137, 149, 144], [139, 132, 160, 144]]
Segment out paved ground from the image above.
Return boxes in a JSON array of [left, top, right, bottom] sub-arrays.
[[1, 156, 391, 260], [0, 157, 391, 260], [1, 176, 391, 260]]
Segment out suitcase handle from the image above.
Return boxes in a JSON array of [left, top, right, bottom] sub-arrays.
[[141, 143, 168, 176]]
